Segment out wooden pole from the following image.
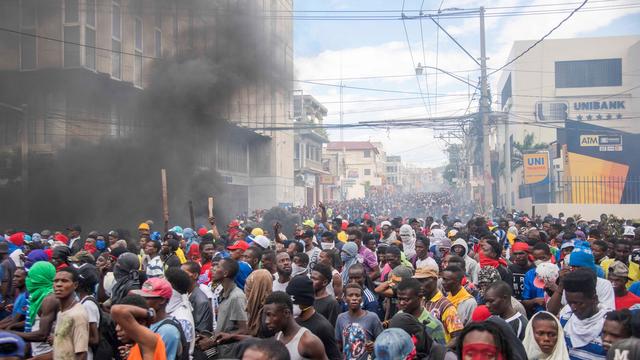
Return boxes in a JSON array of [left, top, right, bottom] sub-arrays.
[[208, 197, 214, 218], [188, 200, 195, 229], [161, 169, 169, 232]]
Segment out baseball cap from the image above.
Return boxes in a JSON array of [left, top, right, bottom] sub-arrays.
[[568, 249, 596, 270], [380, 221, 392, 228], [413, 267, 438, 279], [606, 338, 640, 360], [227, 240, 249, 251], [534, 262, 559, 289], [251, 228, 264, 236], [0, 331, 25, 358], [69, 250, 95, 264], [138, 222, 150, 231], [131, 278, 173, 299], [286, 276, 314, 306], [560, 241, 575, 250], [609, 260, 630, 279], [107, 230, 118, 237], [252, 235, 270, 250]]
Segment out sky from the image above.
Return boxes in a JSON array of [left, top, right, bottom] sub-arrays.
[[293, 0, 640, 168]]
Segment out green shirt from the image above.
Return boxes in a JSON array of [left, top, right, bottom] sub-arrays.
[[400, 308, 447, 345]]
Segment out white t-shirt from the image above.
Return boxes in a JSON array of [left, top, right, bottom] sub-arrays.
[[167, 292, 196, 357], [80, 297, 100, 360], [561, 277, 615, 311], [273, 278, 289, 293]]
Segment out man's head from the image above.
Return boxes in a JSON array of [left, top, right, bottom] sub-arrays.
[[144, 240, 161, 258], [54, 267, 79, 300], [181, 261, 201, 284], [292, 253, 309, 268], [608, 260, 630, 295], [615, 240, 632, 263], [347, 263, 366, 287], [532, 242, 552, 265], [311, 263, 332, 294], [243, 247, 262, 270], [264, 291, 294, 333], [344, 283, 363, 311], [381, 221, 392, 237], [511, 242, 530, 267], [67, 224, 81, 239], [480, 238, 501, 260], [591, 240, 608, 262], [563, 268, 598, 320], [347, 229, 363, 246], [385, 246, 402, 269], [441, 265, 464, 294], [241, 339, 290, 360], [12, 268, 26, 291], [200, 240, 215, 263], [51, 246, 71, 268], [396, 279, 423, 315], [413, 267, 438, 298], [443, 254, 465, 272], [76, 264, 99, 295], [227, 241, 249, 261], [131, 277, 173, 310], [602, 310, 633, 352], [275, 252, 292, 278], [165, 267, 191, 295], [212, 258, 239, 283], [415, 235, 430, 259], [484, 281, 513, 317], [261, 250, 277, 274], [301, 229, 314, 248]]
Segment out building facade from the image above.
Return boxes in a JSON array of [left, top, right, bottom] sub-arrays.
[[293, 93, 329, 207], [495, 36, 640, 211], [0, 0, 293, 227], [324, 141, 383, 200]]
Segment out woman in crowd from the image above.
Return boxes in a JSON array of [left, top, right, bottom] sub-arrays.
[[245, 269, 273, 337], [523, 311, 569, 360]]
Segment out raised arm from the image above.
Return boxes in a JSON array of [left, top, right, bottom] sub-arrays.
[[111, 305, 158, 356]]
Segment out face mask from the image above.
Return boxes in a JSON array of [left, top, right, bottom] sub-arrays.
[[341, 252, 351, 263], [322, 242, 335, 250], [534, 259, 551, 266], [291, 264, 307, 277], [96, 240, 106, 251]]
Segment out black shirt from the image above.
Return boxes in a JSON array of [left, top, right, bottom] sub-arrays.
[[508, 263, 534, 300], [189, 287, 214, 332], [314, 295, 341, 327], [297, 312, 341, 360]]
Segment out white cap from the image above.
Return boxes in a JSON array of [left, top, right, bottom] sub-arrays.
[[253, 235, 270, 249], [381, 221, 392, 228], [624, 226, 636, 237]]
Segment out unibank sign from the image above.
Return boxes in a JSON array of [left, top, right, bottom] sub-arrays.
[[573, 101, 625, 111]]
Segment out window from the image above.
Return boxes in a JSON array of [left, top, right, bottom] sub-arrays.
[[85, 0, 96, 70], [111, 1, 121, 79], [555, 59, 622, 88], [364, 150, 371, 158], [20, 0, 37, 70], [134, 17, 143, 87], [364, 169, 371, 176], [155, 29, 162, 58], [63, 0, 80, 67], [294, 142, 300, 159]]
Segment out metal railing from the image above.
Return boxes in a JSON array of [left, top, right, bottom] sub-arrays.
[[521, 176, 640, 204]]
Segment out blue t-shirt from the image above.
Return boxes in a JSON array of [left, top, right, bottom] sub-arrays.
[[12, 292, 28, 317], [629, 281, 640, 296], [151, 317, 181, 360], [235, 261, 252, 290], [522, 268, 545, 313]]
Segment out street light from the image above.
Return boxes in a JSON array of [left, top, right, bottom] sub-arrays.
[[415, 63, 479, 89]]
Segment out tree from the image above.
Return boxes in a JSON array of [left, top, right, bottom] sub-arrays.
[[511, 133, 547, 170]]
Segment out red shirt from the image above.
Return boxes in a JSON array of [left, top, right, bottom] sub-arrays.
[[615, 291, 640, 310]]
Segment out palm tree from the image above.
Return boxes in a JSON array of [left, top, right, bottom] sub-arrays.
[[511, 133, 548, 170]]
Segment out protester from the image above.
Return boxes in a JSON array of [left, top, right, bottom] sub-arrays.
[[442, 265, 477, 324], [484, 281, 528, 340], [112, 295, 167, 360], [523, 311, 569, 360], [52, 267, 89, 360], [336, 283, 383, 360]]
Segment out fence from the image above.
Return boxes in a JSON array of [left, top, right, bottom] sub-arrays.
[[520, 177, 640, 204]]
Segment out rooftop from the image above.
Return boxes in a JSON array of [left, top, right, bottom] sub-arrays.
[[326, 141, 380, 153]]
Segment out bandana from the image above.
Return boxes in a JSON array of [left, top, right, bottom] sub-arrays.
[[462, 343, 503, 360], [479, 252, 507, 268]]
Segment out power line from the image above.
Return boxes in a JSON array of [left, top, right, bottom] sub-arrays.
[[401, 0, 431, 117], [489, 0, 589, 76]]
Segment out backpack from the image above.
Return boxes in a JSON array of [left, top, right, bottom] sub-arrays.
[[80, 296, 119, 360], [155, 317, 190, 360]]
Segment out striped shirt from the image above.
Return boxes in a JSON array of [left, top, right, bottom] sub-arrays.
[[559, 311, 606, 360]]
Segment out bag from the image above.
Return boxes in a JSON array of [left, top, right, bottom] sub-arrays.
[[156, 317, 190, 360], [81, 296, 119, 360]]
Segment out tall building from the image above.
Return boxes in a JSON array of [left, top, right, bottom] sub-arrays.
[[293, 93, 329, 207], [0, 0, 293, 227], [495, 36, 640, 214]]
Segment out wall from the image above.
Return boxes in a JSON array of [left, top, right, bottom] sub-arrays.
[[531, 203, 640, 220]]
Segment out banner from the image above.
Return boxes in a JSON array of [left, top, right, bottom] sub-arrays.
[[523, 152, 549, 184]]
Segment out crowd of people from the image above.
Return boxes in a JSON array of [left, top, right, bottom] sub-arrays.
[[0, 196, 639, 359]]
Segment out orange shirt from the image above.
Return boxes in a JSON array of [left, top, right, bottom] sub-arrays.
[[127, 334, 167, 360]]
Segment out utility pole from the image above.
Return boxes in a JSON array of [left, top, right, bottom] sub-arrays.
[[479, 7, 493, 212]]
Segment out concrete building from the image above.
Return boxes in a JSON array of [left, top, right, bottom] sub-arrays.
[[324, 141, 383, 200], [0, 0, 293, 226], [495, 36, 640, 214], [293, 93, 329, 207], [386, 155, 402, 189]]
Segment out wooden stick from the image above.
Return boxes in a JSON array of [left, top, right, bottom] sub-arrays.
[[208, 197, 214, 218], [189, 200, 195, 229], [161, 169, 169, 233]]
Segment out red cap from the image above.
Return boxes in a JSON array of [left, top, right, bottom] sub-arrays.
[[227, 240, 249, 251], [471, 305, 492, 322], [341, 220, 348, 231], [8, 232, 25, 247], [197, 228, 208, 237], [228, 220, 240, 228], [131, 278, 173, 299], [54, 234, 69, 245]]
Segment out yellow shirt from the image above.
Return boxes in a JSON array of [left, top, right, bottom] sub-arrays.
[[425, 291, 464, 343], [601, 258, 640, 288], [175, 248, 187, 264]]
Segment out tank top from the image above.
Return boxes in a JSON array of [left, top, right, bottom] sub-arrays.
[[326, 269, 340, 297], [31, 314, 52, 356], [275, 327, 311, 360], [127, 334, 167, 360]]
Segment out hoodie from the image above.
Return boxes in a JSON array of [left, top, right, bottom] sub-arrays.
[[452, 238, 480, 284]]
